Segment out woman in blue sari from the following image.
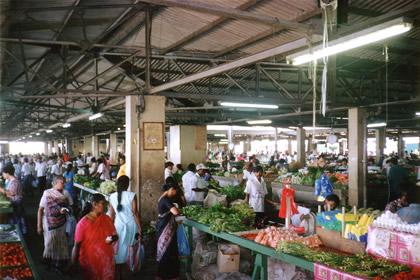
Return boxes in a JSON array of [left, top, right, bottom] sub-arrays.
[[156, 181, 180, 280]]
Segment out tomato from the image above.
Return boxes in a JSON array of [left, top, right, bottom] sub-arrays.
[[0, 243, 28, 267]]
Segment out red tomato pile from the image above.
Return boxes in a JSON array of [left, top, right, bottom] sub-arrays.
[[0, 243, 28, 267], [0, 267, 33, 279]]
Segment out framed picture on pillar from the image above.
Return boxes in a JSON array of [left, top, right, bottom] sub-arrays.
[[143, 122, 164, 150]]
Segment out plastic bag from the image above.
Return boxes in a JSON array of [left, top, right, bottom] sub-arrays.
[[127, 239, 144, 272], [204, 192, 228, 208], [177, 224, 191, 257], [314, 174, 333, 199], [65, 214, 76, 247]]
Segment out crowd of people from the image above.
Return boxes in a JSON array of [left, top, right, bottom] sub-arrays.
[[0, 147, 418, 280]]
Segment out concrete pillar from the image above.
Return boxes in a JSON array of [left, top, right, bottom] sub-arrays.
[[109, 133, 118, 164], [296, 128, 306, 165], [398, 135, 405, 158], [44, 142, 48, 155], [84, 136, 92, 155], [92, 135, 99, 157], [169, 125, 207, 166], [53, 140, 60, 155], [307, 137, 312, 153], [228, 126, 233, 151], [274, 128, 278, 152], [125, 96, 139, 189], [287, 137, 292, 154], [138, 96, 166, 222], [375, 128, 385, 163], [47, 141, 52, 155], [348, 108, 367, 207]]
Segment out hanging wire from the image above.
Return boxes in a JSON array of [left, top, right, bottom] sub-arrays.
[[384, 45, 389, 126]]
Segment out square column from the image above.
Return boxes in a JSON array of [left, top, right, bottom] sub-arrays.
[[375, 128, 385, 163], [83, 136, 92, 155], [398, 135, 405, 158], [348, 108, 367, 207], [139, 96, 166, 222], [296, 128, 306, 165], [53, 140, 60, 155], [125, 96, 139, 189], [109, 133, 118, 164], [91, 135, 99, 157], [287, 137, 292, 154], [169, 125, 207, 166]]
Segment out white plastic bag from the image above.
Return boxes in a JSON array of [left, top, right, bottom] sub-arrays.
[[204, 192, 228, 208]]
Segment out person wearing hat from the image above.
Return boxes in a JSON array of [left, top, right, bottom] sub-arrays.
[[182, 163, 208, 206]]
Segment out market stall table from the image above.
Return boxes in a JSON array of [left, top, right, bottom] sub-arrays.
[[0, 224, 41, 280], [182, 219, 313, 280]]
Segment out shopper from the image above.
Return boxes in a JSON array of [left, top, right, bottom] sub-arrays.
[[71, 193, 117, 280], [37, 176, 72, 272], [35, 157, 48, 192], [116, 155, 126, 179], [96, 157, 110, 180], [108, 175, 141, 280], [63, 164, 76, 202], [0, 165, 25, 233], [89, 157, 98, 176], [387, 158, 409, 201], [164, 161, 174, 180], [22, 157, 33, 196], [156, 181, 180, 280], [51, 159, 64, 179], [182, 163, 196, 204], [13, 158, 22, 181]]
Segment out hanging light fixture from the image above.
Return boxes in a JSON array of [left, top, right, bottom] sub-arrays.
[[287, 17, 412, 65]]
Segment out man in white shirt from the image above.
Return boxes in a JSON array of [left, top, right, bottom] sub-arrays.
[[51, 160, 63, 178], [182, 163, 197, 204], [35, 157, 48, 192], [164, 161, 174, 180], [182, 163, 208, 205], [244, 166, 273, 227], [21, 157, 33, 196]]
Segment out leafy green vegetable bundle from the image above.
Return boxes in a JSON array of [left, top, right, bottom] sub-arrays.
[[277, 242, 410, 278], [219, 185, 245, 202], [181, 203, 255, 233]]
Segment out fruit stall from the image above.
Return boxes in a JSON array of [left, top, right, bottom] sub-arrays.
[[180, 203, 419, 280], [0, 224, 41, 280]]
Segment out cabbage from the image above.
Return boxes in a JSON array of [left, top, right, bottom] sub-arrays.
[[99, 180, 117, 194]]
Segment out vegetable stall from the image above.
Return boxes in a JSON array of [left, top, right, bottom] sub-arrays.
[[180, 203, 420, 280]]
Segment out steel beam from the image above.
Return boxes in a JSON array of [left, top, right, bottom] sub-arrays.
[[160, 0, 260, 54], [138, 0, 311, 33], [149, 37, 310, 94], [214, 9, 321, 58]]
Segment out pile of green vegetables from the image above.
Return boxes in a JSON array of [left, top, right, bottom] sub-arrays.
[[277, 242, 410, 278], [74, 175, 101, 190], [181, 203, 255, 233], [219, 185, 245, 202], [0, 194, 11, 208]]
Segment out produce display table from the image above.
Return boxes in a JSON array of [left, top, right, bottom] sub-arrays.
[[182, 219, 313, 280], [74, 183, 110, 209], [0, 224, 41, 280], [0, 205, 13, 224]]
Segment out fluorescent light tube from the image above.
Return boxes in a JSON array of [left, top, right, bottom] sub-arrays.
[[36, 133, 40, 136], [62, 123, 71, 128], [247, 119, 272, 125], [29, 135, 32, 138], [220, 102, 278, 109], [288, 17, 412, 65], [89, 113, 103, 121], [367, 122, 387, 128], [46, 129, 53, 133], [214, 134, 226, 137], [416, 112, 420, 116]]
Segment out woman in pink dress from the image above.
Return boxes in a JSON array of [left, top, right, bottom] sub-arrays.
[[71, 193, 118, 280]]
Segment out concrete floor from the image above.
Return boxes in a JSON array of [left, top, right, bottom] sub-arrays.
[[22, 191, 157, 280]]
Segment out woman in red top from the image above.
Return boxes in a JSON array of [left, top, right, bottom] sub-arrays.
[[71, 193, 117, 280]]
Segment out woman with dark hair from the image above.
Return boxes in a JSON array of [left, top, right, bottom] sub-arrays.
[[0, 165, 25, 233], [109, 175, 141, 279], [72, 193, 117, 280], [156, 181, 180, 280], [37, 175, 72, 272]]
